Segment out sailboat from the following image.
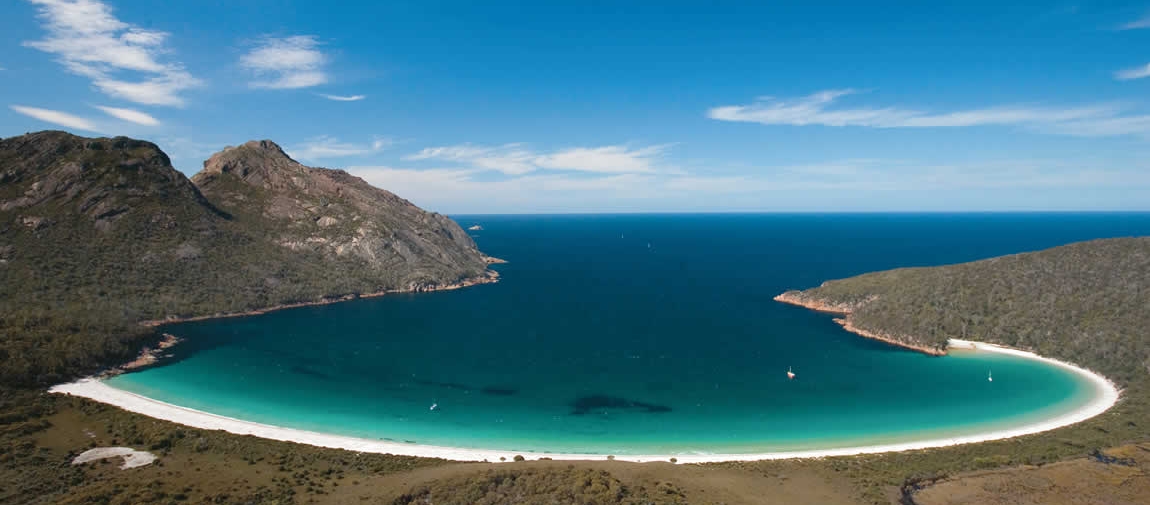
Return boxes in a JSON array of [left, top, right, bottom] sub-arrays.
[[787, 367, 796, 380], [987, 371, 993, 382]]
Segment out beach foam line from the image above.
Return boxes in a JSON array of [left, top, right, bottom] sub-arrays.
[[49, 339, 1120, 464]]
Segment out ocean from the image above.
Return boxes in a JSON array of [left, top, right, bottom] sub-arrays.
[[107, 213, 1150, 455]]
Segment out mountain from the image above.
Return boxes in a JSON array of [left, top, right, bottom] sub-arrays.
[[191, 140, 491, 290], [776, 237, 1150, 384], [0, 131, 497, 385]]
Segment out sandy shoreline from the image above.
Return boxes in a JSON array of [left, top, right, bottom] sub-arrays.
[[49, 338, 1119, 464]]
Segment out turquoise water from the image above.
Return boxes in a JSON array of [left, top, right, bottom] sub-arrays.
[[108, 213, 1150, 455]]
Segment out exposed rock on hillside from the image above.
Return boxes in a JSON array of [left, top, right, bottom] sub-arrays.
[[0, 131, 500, 385], [191, 140, 489, 289], [0, 131, 221, 234]]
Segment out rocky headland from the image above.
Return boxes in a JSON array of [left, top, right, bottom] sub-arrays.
[[773, 237, 1150, 384], [773, 291, 947, 355], [0, 131, 502, 385]]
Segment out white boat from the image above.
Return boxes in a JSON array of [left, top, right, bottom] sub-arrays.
[[430, 402, 438, 411], [987, 371, 993, 382], [787, 367, 796, 380]]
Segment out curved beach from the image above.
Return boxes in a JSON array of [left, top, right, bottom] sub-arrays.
[[50, 339, 1119, 464]]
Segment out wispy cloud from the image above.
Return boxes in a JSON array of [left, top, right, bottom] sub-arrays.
[[678, 159, 1149, 192], [405, 144, 538, 175], [10, 105, 98, 132], [1115, 63, 1150, 81], [405, 143, 671, 175], [1118, 14, 1150, 30], [23, 0, 201, 106], [241, 35, 328, 89], [707, 89, 1150, 137], [535, 145, 671, 173], [349, 166, 658, 212], [318, 93, 365, 101], [93, 105, 158, 125], [287, 135, 390, 160], [346, 156, 1150, 213]]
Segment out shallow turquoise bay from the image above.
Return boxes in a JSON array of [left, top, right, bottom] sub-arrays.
[[108, 214, 1150, 455]]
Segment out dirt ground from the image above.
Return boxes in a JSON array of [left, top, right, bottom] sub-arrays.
[[34, 405, 864, 505], [24, 400, 1150, 505], [911, 443, 1150, 505]]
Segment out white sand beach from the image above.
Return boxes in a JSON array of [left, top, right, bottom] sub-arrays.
[[49, 339, 1120, 464]]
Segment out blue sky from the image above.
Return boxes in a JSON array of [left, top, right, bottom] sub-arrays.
[[2, 0, 1150, 213]]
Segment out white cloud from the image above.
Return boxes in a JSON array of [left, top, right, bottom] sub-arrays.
[[23, 0, 201, 106], [241, 36, 328, 89], [10, 105, 98, 131], [405, 143, 670, 175], [707, 89, 1150, 137], [319, 93, 365, 101], [1115, 63, 1150, 81], [1119, 15, 1150, 30], [93, 105, 158, 125], [1040, 115, 1150, 137], [348, 166, 657, 212], [405, 144, 538, 175], [535, 145, 670, 173], [287, 135, 390, 160], [345, 157, 1150, 213]]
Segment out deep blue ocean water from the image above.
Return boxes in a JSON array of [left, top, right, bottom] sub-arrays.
[[108, 213, 1150, 454]]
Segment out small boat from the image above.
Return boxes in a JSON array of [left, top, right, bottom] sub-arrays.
[[787, 367, 796, 380], [987, 371, 993, 382], [430, 402, 438, 411]]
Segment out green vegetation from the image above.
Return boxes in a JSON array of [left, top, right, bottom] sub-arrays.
[[0, 389, 457, 505], [767, 236, 1150, 502], [785, 237, 1150, 384], [0, 131, 490, 387], [0, 131, 499, 505], [392, 467, 687, 505], [3, 130, 1150, 503]]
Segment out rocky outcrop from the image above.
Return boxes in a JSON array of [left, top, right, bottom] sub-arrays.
[[0, 131, 221, 233], [774, 291, 947, 355], [191, 140, 490, 288], [1, 131, 499, 325], [772, 291, 872, 314], [118, 334, 183, 372]]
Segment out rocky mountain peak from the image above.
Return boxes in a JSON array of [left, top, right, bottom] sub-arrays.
[[190, 138, 488, 277], [3, 131, 497, 326], [243, 139, 288, 154], [0, 131, 213, 233], [197, 139, 309, 190]]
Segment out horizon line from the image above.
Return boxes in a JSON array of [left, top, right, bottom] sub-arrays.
[[447, 210, 1150, 216]]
